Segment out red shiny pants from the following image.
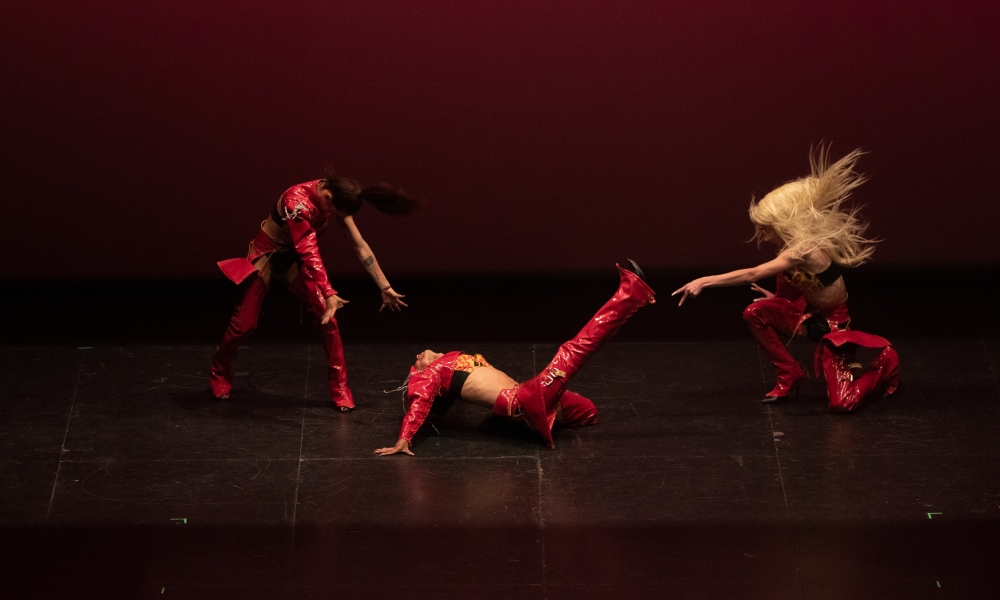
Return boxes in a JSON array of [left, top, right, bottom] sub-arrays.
[[816, 332, 900, 413], [742, 297, 898, 412], [494, 265, 655, 446], [742, 297, 811, 398], [209, 272, 354, 409]]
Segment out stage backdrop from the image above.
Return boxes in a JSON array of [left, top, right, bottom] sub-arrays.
[[2, 0, 998, 279]]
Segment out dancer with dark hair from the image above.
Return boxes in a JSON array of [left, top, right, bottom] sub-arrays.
[[375, 262, 655, 455], [673, 146, 899, 412], [211, 171, 418, 410]]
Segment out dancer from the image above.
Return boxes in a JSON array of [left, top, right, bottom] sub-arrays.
[[210, 170, 418, 410], [673, 147, 899, 412], [375, 262, 655, 455]]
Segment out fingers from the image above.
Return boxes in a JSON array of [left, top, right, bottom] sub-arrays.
[[378, 297, 409, 313], [373, 445, 414, 456]]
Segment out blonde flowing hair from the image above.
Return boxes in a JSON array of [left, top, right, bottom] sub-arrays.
[[749, 145, 877, 267]]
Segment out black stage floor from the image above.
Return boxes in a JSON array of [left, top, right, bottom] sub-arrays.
[[3, 337, 1000, 599], [3, 267, 1000, 598]]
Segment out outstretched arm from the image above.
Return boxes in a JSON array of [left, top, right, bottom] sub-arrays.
[[374, 369, 442, 457], [672, 252, 801, 306], [340, 215, 408, 312]]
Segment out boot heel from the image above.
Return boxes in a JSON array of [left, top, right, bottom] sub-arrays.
[[763, 373, 805, 403]]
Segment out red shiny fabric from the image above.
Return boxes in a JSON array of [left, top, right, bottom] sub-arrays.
[[217, 181, 337, 301], [283, 182, 336, 300], [742, 297, 809, 398], [554, 391, 598, 428], [399, 352, 460, 443], [816, 332, 899, 413], [742, 290, 899, 411], [210, 273, 269, 398], [210, 181, 354, 408], [509, 265, 655, 447], [400, 266, 652, 446]]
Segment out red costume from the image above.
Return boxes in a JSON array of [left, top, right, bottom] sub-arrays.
[[399, 265, 655, 447], [210, 181, 354, 409], [743, 270, 899, 412]]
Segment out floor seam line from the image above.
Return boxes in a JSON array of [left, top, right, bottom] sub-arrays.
[[46, 348, 87, 520], [289, 345, 311, 553], [537, 450, 547, 599], [758, 343, 805, 600]]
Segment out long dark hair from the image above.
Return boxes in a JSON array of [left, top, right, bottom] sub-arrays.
[[321, 167, 420, 216]]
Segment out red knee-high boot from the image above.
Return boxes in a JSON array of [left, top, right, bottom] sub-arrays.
[[210, 274, 269, 399], [555, 390, 598, 427], [517, 264, 655, 447], [817, 331, 900, 413], [322, 317, 355, 410], [289, 270, 354, 410], [742, 298, 808, 402]]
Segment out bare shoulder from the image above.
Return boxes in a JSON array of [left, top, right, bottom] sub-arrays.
[[800, 248, 833, 272]]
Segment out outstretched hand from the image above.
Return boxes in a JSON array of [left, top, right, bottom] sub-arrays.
[[379, 288, 408, 313], [750, 283, 774, 301], [672, 278, 708, 306], [321, 295, 349, 325], [374, 439, 414, 456]]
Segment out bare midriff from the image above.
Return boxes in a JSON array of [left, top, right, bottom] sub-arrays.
[[460, 367, 518, 409], [802, 278, 848, 308], [796, 249, 849, 308]]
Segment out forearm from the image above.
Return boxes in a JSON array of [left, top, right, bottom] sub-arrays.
[[701, 268, 761, 289], [356, 243, 391, 290]]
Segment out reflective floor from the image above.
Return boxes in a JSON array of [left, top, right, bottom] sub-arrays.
[[2, 338, 999, 598]]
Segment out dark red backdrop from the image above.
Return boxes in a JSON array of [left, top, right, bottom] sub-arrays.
[[3, 0, 998, 279]]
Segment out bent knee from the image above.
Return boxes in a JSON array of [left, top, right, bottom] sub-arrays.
[[742, 302, 763, 324]]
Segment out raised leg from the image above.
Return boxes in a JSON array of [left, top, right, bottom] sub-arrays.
[[512, 265, 655, 447], [210, 274, 268, 398], [743, 297, 808, 401]]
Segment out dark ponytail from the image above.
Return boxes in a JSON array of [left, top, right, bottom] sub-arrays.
[[321, 167, 419, 217], [357, 183, 419, 216]]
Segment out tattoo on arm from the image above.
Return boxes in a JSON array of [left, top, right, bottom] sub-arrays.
[[362, 256, 374, 267]]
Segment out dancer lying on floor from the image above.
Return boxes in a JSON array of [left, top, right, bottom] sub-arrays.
[[211, 169, 418, 411], [375, 262, 655, 456], [672, 145, 899, 412]]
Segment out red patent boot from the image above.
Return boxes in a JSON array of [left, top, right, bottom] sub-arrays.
[[763, 369, 806, 403], [210, 274, 268, 399], [322, 317, 355, 411], [537, 263, 655, 408], [555, 390, 598, 427], [816, 331, 897, 413], [520, 262, 655, 447], [821, 344, 861, 412], [742, 298, 807, 403], [871, 346, 900, 397]]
